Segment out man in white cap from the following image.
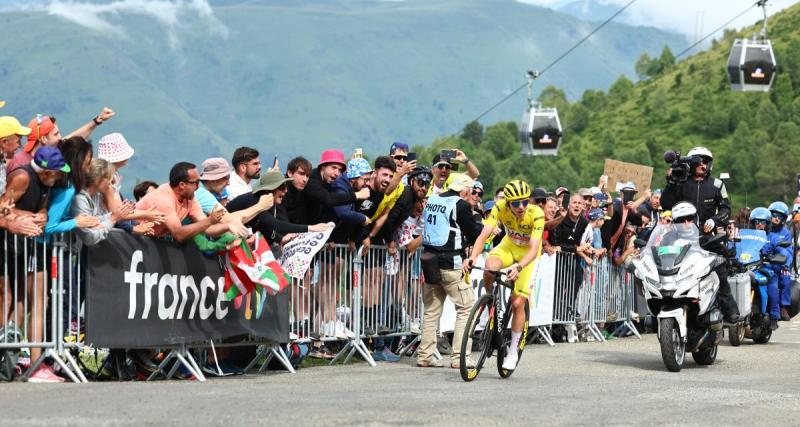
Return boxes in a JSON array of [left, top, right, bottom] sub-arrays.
[[417, 173, 483, 368]]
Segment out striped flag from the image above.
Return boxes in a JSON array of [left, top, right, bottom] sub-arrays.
[[224, 233, 290, 302]]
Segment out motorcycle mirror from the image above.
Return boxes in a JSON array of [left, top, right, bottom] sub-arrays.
[[634, 238, 647, 248]]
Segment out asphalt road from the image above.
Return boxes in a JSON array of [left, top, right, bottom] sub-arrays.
[[3, 320, 800, 426]]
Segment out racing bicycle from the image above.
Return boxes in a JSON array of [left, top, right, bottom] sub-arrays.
[[460, 267, 529, 382]]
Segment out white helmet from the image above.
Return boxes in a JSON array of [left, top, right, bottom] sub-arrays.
[[687, 146, 713, 160], [672, 202, 697, 224], [687, 146, 713, 175]]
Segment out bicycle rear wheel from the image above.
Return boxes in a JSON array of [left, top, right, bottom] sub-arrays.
[[460, 293, 495, 382], [497, 299, 530, 378]]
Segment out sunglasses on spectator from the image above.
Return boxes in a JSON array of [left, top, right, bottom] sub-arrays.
[[184, 179, 200, 186], [472, 190, 483, 197], [509, 200, 529, 209], [392, 155, 407, 161], [534, 198, 546, 204], [435, 164, 451, 170], [582, 196, 593, 201], [413, 178, 431, 187]]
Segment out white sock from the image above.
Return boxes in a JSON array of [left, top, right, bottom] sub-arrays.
[[509, 331, 522, 352]]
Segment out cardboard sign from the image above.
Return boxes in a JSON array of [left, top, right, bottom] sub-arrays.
[[603, 159, 653, 195]]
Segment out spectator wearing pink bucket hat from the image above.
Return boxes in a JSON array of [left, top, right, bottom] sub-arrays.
[[96, 133, 164, 232], [97, 132, 134, 195]]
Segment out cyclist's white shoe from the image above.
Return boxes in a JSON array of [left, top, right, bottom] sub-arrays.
[[502, 346, 518, 371]]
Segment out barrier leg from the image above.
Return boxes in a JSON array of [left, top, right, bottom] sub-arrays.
[[251, 343, 296, 374], [61, 349, 88, 383], [244, 345, 270, 372], [535, 326, 556, 347], [397, 334, 420, 358]]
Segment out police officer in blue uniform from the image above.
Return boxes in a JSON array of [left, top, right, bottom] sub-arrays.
[[767, 201, 794, 321]]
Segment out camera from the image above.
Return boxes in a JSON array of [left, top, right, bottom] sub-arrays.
[[663, 150, 701, 184]]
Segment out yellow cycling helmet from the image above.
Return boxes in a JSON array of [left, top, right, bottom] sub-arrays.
[[503, 179, 531, 201]]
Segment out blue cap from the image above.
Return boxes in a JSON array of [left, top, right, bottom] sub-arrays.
[[588, 208, 607, 221], [484, 200, 496, 213], [33, 146, 70, 173], [390, 141, 409, 154], [593, 192, 608, 201], [345, 157, 373, 179]]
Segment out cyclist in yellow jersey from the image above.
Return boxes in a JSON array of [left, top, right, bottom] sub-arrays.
[[467, 179, 544, 371]]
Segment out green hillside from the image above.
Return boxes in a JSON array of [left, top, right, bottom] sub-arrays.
[[419, 2, 800, 209], [0, 0, 684, 192]]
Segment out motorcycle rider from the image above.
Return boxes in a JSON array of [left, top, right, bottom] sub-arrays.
[[767, 202, 794, 321], [661, 146, 739, 323], [750, 207, 781, 330]]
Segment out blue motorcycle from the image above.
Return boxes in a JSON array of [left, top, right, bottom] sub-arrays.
[[728, 229, 788, 345]]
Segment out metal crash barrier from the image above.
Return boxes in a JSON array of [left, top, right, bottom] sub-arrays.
[[0, 231, 645, 384]]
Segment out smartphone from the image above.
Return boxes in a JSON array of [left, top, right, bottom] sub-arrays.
[[354, 148, 363, 159], [406, 152, 417, 163], [272, 155, 279, 169], [440, 149, 456, 161], [622, 190, 635, 204], [561, 191, 570, 210]]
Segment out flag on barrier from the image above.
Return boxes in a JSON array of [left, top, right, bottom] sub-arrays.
[[224, 233, 290, 301]]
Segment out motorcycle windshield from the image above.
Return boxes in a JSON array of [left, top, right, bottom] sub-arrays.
[[644, 223, 702, 271], [735, 229, 768, 266]]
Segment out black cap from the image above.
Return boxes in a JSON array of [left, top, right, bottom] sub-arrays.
[[408, 166, 433, 182], [532, 187, 549, 200]]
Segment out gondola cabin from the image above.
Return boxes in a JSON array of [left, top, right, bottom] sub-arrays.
[[727, 38, 776, 92], [519, 107, 562, 156]]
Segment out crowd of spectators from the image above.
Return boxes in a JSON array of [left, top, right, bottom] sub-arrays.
[[0, 103, 793, 382]]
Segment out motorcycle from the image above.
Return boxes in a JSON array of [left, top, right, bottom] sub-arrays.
[[727, 229, 788, 346], [630, 223, 726, 372]]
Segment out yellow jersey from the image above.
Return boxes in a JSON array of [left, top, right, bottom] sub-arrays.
[[483, 199, 545, 247], [370, 182, 404, 222]]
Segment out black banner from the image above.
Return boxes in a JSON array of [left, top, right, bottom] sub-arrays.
[[86, 230, 289, 348]]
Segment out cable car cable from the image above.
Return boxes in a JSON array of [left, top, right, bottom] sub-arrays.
[[452, 0, 638, 134], [674, 1, 760, 60]]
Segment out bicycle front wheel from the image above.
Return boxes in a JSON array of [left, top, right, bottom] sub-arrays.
[[460, 293, 495, 382]]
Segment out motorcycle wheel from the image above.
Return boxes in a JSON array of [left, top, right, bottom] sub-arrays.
[[752, 327, 772, 344], [728, 323, 745, 347], [692, 345, 718, 365], [659, 318, 685, 372]]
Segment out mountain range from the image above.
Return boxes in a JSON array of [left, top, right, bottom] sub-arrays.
[[0, 0, 686, 191]]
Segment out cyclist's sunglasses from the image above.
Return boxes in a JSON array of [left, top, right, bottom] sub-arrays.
[[509, 200, 529, 209]]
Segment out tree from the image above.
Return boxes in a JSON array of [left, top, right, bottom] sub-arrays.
[[755, 122, 800, 201], [461, 121, 483, 146], [567, 103, 590, 134], [755, 97, 779, 136], [609, 75, 634, 102], [659, 46, 676, 71], [635, 52, 653, 80], [538, 85, 569, 113], [483, 123, 516, 159]]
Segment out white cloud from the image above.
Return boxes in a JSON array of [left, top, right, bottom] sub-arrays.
[[517, 0, 799, 36], [44, 0, 229, 49]]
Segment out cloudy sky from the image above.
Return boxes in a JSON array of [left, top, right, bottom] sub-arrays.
[[518, 0, 799, 36]]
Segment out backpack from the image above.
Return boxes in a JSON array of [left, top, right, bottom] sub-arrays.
[[0, 325, 22, 382]]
